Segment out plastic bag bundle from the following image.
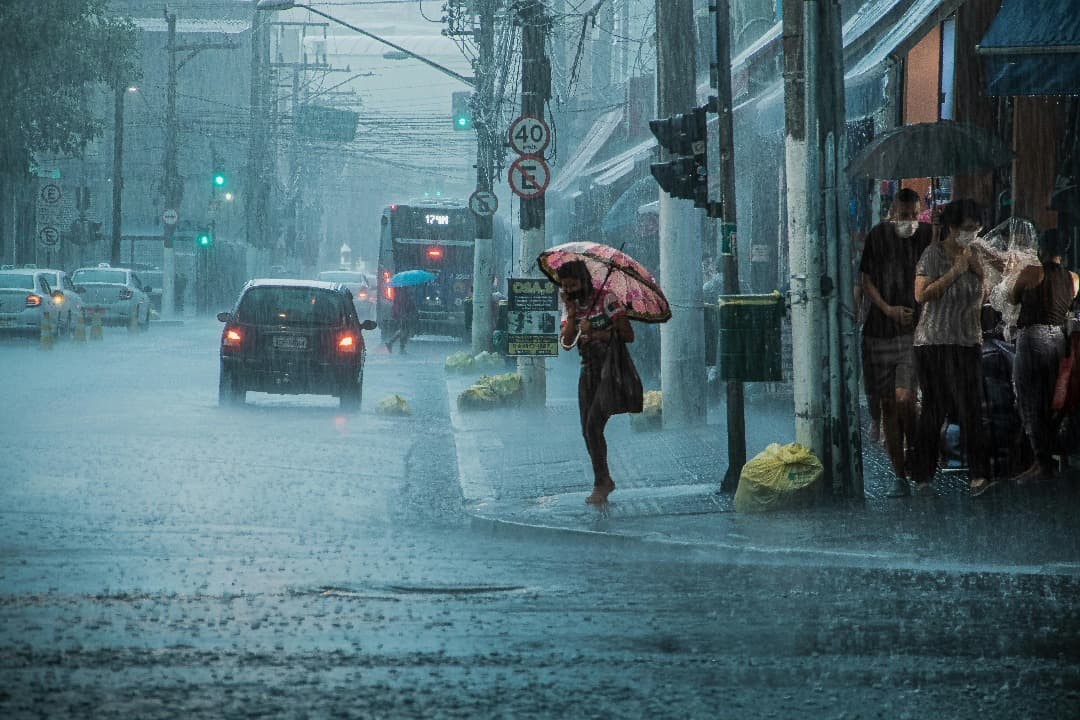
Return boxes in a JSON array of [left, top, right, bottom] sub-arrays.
[[444, 351, 475, 373], [734, 443, 824, 513], [457, 372, 523, 411], [977, 218, 1041, 340], [375, 394, 411, 416], [631, 390, 663, 432]]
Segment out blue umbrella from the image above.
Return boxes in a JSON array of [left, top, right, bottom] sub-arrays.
[[387, 269, 436, 287]]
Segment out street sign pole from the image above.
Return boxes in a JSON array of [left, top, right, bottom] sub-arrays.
[[470, 0, 497, 355]]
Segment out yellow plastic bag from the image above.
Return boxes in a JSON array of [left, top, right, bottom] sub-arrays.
[[375, 394, 411, 416], [444, 351, 475, 373], [733, 443, 823, 513], [630, 390, 663, 432]]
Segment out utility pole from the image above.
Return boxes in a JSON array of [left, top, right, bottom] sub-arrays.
[[247, 5, 271, 278], [162, 9, 179, 320], [656, 0, 706, 428], [710, 0, 745, 490], [110, 84, 125, 267], [471, 0, 497, 354], [782, 0, 861, 495], [515, 0, 550, 407]]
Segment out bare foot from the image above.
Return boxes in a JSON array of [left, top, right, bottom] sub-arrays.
[[585, 478, 616, 505]]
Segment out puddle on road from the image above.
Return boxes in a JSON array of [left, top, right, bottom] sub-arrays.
[[312, 584, 527, 598]]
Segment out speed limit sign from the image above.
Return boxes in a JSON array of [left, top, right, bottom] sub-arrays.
[[508, 115, 550, 156]]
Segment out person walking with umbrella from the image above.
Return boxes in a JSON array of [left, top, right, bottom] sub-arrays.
[[539, 242, 670, 506], [910, 199, 993, 495], [858, 188, 933, 496]]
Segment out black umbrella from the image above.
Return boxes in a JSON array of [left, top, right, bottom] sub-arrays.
[[845, 120, 1014, 179]]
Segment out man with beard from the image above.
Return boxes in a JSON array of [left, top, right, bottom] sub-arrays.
[[859, 188, 933, 496]]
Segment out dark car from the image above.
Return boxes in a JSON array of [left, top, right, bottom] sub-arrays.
[[216, 279, 377, 410]]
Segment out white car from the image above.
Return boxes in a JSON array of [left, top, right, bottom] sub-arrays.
[[36, 268, 86, 334], [71, 264, 151, 328], [0, 268, 66, 336], [317, 270, 376, 322]]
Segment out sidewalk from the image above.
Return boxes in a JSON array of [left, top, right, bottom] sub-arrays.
[[447, 352, 1080, 576]]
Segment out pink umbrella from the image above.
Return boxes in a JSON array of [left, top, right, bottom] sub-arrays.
[[537, 241, 671, 323]]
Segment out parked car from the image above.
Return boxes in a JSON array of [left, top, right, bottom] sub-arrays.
[[36, 268, 85, 333], [0, 268, 65, 336], [216, 279, 378, 409], [316, 270, 377, 322], [70, 264, 151, 328]]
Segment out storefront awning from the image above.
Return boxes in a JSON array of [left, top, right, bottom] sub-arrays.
[[582, 138, 656, 188], [977, 0, 1080, 96], [548, 108, 624, 195], [846, 0, 964, 87]]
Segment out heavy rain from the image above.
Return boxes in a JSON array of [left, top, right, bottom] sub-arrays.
[[2, 1, 1079, 718]]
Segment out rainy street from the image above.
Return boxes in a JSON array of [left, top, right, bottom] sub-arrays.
[[2, 324, 1079, 719]]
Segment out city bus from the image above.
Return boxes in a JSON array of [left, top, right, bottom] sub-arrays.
[[376, 200, 477, 339]]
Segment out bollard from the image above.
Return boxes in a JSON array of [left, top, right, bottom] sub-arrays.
[[72, 308, 86, 342], [90, 308, 104, 341], [39, 311, 54, 351], [128, 303, 139, 334]]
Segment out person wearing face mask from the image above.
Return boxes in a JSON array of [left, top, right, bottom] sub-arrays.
[[857, 188, 933, 496], [911, 198, 992, 495], [1009, 229, 1080, 483]]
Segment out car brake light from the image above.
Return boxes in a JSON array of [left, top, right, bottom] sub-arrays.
[[26, 294, 42, 308], [337, 334, 357, 352], [223, 327, 242, 348], [385, 286, 394, 301], [426, 246, 443, 260], [119, 288, 134, 300], [357, 290, 368, 300]]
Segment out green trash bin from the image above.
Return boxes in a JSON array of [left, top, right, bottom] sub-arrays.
[[716, 292, 784, 382]]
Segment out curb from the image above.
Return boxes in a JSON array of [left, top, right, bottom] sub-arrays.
[[445, 377, 1080, 578]]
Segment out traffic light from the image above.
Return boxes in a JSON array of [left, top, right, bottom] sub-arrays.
[[648, 105, 708, 209], [212, 169, 226, 189], [451, 91, 472, 131], [196, 226, 212, 248]]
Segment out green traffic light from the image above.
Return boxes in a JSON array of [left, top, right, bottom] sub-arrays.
[[197, 233, 211, 247], [213, 173, 226, 187], [456, 117, 468, 128]]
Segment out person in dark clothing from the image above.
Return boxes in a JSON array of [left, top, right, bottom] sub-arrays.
[[385, 286, 418, 354], [556, 260, 639, 505], [859, 188, 933, 496], [912, 199, 993, 496], [1009, 229, 1080, 482]]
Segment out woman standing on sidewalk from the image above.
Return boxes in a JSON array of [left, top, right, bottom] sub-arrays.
[[911, 199, 993, 495], [1009, 229, 1079, 483], [556, 260, 641, 505]]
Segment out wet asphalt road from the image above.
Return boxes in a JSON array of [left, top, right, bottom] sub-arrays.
[[1, 321, 1079, 719]]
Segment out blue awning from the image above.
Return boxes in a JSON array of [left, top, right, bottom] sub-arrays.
[[977, 0, 1080, 96]]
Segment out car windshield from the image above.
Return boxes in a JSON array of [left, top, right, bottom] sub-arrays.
[[237, 287, 345, 327], [73, 269, 126, 284], [0, 274, 34, 289]]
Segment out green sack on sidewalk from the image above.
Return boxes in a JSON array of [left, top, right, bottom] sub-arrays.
[[734, 443, 823, 513]]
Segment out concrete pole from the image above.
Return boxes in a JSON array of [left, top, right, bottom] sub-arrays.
[[471, 0, 496, 354], [110, 84, 124, 268], [782, 0, 825, 454], [516, 0, 549, 407], [656, 0, 706, 428], [161, 9, 178, 320], [711, 0, 746, 491], [246, 5, 268, 280]]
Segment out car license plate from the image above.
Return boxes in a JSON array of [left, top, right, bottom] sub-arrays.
[[273, 335, 307, 351]]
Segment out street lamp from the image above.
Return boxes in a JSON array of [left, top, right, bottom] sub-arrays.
[[255, 0, 474, 87]]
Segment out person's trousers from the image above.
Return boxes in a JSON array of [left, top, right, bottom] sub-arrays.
[[578, 359, 611, 485], [913, 344, 990, 482], [1014, 324, 1066, 471]]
